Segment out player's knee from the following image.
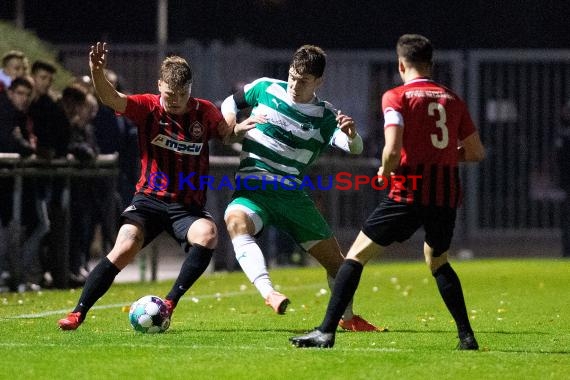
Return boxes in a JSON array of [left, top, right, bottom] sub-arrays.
[[224, 215, 240, 234], [427, 253, 448, 274], [188, 220, 218, 248], [195, 232, 217, 248], [225, 211, 252, 236], [424, 244, 449, 273], [431, 261, 453, 278]]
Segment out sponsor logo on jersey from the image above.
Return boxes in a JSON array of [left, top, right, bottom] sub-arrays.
[[151, 134, 203, 155], [254, 103, 323, 142]]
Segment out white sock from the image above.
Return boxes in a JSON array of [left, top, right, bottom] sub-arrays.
[[232, 234, 274, 299], [328, 274, 354, 320]]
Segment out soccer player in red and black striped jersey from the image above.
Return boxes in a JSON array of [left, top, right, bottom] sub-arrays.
[[58, 42, 255, 330], [291, 34, 485, 349]]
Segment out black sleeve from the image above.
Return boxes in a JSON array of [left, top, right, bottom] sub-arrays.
[[233, 87, 250, 110]]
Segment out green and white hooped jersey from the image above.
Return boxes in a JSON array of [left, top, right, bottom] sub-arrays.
[[238, 77, 342, 185]]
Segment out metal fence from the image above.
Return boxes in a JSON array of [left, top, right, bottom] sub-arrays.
[[0, 154, 119, 288], [56, 41, 570, 248], [466, 50, 570, 234]]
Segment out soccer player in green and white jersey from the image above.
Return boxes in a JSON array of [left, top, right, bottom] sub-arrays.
[[220, 45, 381, 331]]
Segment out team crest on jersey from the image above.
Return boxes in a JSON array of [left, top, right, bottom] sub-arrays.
[[190, 121, 204, 140], [151, 133, 204, 155]]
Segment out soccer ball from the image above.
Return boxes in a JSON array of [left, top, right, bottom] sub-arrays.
[[129, 295, 171, 333]]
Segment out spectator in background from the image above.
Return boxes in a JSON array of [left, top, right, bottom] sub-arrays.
[[30, 60, 57, 100], [0, 76, 35, 290], [30, 60, 66, 158], [0, 77, 36, 155], [110, 73, 140, 209], [89, 69, 140, 208], [29, 61, 74, 288], [59, 85, 100, 285], [0, 50, 28, 90], [0, 76, 47, 292], [556, 99, 570, 258], [61, 85, 99, 162], [91, 71, 120, 155], [86, 70, 125, 256]]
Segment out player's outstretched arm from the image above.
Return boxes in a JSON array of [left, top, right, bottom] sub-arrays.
[[89, 42, 127, 113]]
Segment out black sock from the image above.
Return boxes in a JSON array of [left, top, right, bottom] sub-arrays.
[[433, 263, 473, 338], [165, 244, 213, 304], [73, 257, 120, 318], [319, 259, 364, 333]]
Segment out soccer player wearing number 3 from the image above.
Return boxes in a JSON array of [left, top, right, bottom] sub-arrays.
[[291, 34, 485, 349]]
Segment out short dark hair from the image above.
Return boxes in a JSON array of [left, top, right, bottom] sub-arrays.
[[397, 34, 433, 66], [8, 76, 33, 91], [31, 60, 57, 75], [60, 84, 88, 117], [2, 50, 26, 67], [290, 45, 326, 78], [160, 56, 192, 89]]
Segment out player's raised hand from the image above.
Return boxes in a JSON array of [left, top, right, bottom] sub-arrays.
[[89, 42, 108, 71], [336, 109, 357, 138]]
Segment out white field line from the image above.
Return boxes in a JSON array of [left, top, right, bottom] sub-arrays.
[[3, 283, 324, 320], [0, 341, 410, 353]]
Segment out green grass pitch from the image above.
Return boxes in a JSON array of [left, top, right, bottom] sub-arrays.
[[1, 258, 568, 379]]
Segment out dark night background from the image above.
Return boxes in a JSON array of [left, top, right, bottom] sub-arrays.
[[1, 0, 569, 49]]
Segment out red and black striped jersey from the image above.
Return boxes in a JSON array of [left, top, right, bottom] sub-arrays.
[[122, 94, 223, 207], [382, 78, 477, 208]]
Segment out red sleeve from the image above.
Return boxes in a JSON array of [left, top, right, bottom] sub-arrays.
[[381, 87, 405, 129], [122, 94, 157, 128], [198, 99, 224, 141], [381, 87, 403, 114]]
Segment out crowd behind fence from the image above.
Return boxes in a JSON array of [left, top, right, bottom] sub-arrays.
[[0, 153, 118, 289]]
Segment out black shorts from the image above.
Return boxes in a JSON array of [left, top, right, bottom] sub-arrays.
[[120, 193, 213, 253], [362, 197, 456, 257]]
